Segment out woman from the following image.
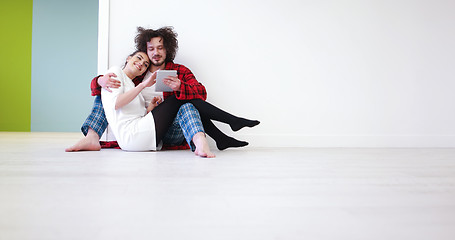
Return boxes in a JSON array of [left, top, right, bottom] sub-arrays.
[[102, 51, 259, 157]]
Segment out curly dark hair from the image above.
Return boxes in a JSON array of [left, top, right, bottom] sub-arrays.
[[135, 26, 179, 63]]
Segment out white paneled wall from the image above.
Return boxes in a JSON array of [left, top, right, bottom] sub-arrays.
[[99, 0, 455, 147]]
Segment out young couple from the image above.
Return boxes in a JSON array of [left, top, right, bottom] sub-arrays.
[[66, 27, 259, 158]]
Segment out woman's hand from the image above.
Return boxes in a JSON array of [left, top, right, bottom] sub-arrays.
[[98, 73, 121, 92], [146, 96, 163, 112], [140, 70, 158, 89], [115, 70, 158, 110]]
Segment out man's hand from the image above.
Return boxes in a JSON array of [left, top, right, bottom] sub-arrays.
[[164, 76, 181, 91], [98, 73, 120, 92]]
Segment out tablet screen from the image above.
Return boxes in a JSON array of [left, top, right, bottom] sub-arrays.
[[155, 70, 177, 92]]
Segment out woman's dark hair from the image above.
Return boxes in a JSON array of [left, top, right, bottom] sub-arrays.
[[135, 26, 179, 63]]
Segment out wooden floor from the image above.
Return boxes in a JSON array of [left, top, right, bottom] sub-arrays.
[[1, 132, 455, 240]]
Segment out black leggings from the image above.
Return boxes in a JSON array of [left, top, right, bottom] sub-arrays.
[[150, 95, 183, 144], [151, 96, 255, 147]]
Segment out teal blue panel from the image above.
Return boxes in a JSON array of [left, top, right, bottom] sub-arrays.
[[31, 0, 99, 132]]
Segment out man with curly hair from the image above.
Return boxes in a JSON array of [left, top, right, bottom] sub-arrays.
[[66, 27, 249, 154]]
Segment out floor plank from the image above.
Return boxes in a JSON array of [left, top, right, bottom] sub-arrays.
[[1, 132, 455, 240]]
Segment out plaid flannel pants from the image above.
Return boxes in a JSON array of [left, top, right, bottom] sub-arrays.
[[81, 96, 204, 151], [81, 95, 108, 137], [162, 103, 205, 151]]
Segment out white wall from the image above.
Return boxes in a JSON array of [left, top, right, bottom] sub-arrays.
[[100, 0, 455, 147]]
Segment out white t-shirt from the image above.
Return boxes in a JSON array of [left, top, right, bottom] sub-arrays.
[[141, 70, 164, 107], [101, 66, 161, 151]]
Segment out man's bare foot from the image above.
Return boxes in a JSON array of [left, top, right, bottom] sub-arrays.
[[65, 129, 101, 152], [192, 132, 215, 158]]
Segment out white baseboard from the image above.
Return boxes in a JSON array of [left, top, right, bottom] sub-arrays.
[[223, 134, 455, 148]]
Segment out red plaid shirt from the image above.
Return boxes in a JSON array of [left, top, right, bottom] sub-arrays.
[[91, 62, 207, 149], [91, 62, 207, 100]]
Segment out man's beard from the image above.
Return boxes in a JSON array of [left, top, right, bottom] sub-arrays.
[[151, 56, 165, 67]]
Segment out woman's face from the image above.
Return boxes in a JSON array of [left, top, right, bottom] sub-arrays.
[[126, 52, 150, 76]]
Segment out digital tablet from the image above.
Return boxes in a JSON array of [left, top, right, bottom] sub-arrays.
[[155, 70, 177, 92]]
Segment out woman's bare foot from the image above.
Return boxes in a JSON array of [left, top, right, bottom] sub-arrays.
[[65, 129, 101, 152], [65, 138, 101, 152], [192, 132, 215, 158]]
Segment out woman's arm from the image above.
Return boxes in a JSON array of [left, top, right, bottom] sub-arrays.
[[115, 73, 156, 110]]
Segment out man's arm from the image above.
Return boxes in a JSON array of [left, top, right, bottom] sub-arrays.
[[90, 74, 121, 96], [163, 64, 207, 100], [90, 76, 102, 96], [175, 77, 207, 100]]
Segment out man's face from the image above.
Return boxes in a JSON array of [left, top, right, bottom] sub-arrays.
[[147, 37, 167, 67]]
